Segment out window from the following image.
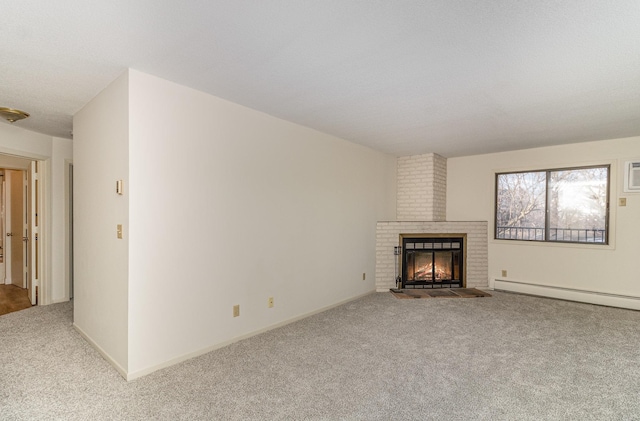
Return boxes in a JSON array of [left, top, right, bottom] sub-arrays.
[[495, 165, 609, 244]]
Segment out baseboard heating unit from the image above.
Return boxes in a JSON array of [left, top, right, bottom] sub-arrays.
[[494, 279, 640, 311]]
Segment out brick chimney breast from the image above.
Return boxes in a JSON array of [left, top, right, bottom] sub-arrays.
[[396, 153, 447, 221]]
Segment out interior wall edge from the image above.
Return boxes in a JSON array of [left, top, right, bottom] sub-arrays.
[[73, 322, 128, 380]]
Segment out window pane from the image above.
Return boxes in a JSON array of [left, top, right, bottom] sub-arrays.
[[548, 167, 608, 243], [496, 172, 546, 240]]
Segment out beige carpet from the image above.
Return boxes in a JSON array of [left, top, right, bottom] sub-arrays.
[[3, 292, 640, 420], [0, 284, 32, 315], [391, 287, 491, 299]]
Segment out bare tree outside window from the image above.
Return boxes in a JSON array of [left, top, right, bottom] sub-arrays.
[[496, 166, 609, 244], [496, 172, 546, 240]]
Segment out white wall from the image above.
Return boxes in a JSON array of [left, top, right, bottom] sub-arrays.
[[72, 69, 396, 379], [447, 136, 640, 302], [73, 72, 130, 374], [0, 123, 52, 157], [0, 123, 72, 305], [50, 137, 73, 302]]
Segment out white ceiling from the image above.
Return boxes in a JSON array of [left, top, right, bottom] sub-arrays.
[[1, 1, 639, 157]]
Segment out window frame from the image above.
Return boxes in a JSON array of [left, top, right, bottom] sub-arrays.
[[494, 164, 610, 245]]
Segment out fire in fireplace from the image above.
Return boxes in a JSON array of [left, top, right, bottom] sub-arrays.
[[400, 236, 464, 288]]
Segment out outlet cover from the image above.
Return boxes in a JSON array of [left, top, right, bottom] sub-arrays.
[[233, 305, 240, 317]]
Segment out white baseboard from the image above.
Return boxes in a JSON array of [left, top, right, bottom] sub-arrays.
[[73, 323, 128, 379], [494, 279, 640, 311], [123, 290, 376, 381]]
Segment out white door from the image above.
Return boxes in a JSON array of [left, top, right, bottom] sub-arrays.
[[8, 170, 24, 289], [23, 169, 29, 292], [27, 161, 39, 305], [0, 177, 5, 282], [4, 174, 12, 285]]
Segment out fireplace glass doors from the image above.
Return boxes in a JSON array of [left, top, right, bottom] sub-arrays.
[[401, 237, 463, 288]]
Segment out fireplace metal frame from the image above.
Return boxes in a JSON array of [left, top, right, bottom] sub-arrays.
[[398, 233, 466, 288]]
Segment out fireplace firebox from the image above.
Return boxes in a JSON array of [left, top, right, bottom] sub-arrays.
[[400, 236, 464, 288]]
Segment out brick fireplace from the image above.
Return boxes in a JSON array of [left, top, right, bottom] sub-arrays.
[[401, 234, 464, 288], [375, 153, 488, 291]]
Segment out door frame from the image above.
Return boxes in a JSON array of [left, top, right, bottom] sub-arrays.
[[27, 161, 41, 304], [66, 162, 73, 299]]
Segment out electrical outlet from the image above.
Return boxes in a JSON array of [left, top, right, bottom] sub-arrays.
[[116, 224, 123, 239], [233, 305, 240, 317], [268, 297, 274, 308], [362, 272, 366, 281], [501, 270, 507, 277]]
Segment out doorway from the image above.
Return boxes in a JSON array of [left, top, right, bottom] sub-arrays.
[[0, 156, 41, 312]]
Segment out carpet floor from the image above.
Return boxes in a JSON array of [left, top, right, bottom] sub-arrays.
[[1, 291, 640, 420], [0, 284, 32, 316]]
